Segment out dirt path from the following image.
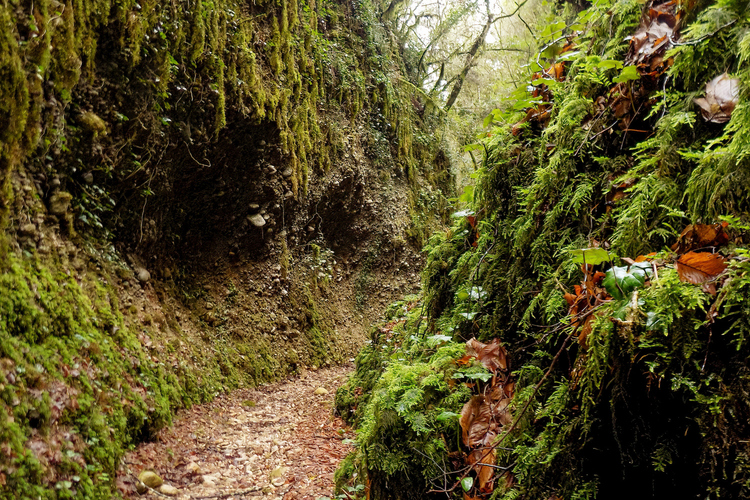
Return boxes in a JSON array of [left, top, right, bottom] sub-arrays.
[[118, 366, 355, 500]]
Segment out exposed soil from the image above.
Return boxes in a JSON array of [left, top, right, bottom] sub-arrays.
[[120, 366, 355, 500]]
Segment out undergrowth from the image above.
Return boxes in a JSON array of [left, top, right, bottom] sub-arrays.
[[337, 0, 750, 498]]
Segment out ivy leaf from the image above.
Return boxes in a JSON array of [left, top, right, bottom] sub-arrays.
[[452, 209, 475, 218], [612, 65, 640, 84], [436, 411, 459, 423], [596, 59, 624, 70], [603, 262, 652, 300], [570, 247, 615, 266]]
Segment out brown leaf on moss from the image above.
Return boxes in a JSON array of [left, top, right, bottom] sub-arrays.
[[671, 222, 729, 253], [466, 448, 497, 492], [626, 0, 679, 69], [466, 338, 508, 373], [694, 73, 740, 123], [675, 252, 727, 284], [460, 396, 485, 447], [635, 252, 658, 262]]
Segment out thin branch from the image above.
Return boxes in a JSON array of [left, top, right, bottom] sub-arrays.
[[669, 19, 737, 46], [192, 487, 263, 499]]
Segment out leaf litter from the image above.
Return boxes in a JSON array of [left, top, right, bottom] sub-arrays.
[[119, 366, 354, 500], [457, 338, 514, 497]]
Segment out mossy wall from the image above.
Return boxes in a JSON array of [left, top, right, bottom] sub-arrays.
[[0, 0, 455, 497]]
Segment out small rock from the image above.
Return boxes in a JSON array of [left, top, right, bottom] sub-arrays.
[[249, 214, 266, 227], [138, 470, 163, 489], [49, 191, 72, 215], [186, 462, 201, 475], [78, 111, 107, 134], [307, 226, 315, 232], [136, 268, 151, 283], [284, 191, 293, 199], [82, 172, 94, 184], [158, 484, 179, 496], [281, 167, 293, 177], [266, 166, 277, 174], [19, 223, 36, 236], [249, 203, 260, 210], [314, 387, 329, 395]]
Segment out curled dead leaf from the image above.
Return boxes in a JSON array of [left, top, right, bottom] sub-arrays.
[[460, 396, 485, 447], [694, 73, 740, 124]]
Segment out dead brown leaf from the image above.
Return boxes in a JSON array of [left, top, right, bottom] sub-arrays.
[[671, 222, 730, 253], [694, 72, 740, 124], [675, 251, 727, 284], [466, 338, 508, 373]]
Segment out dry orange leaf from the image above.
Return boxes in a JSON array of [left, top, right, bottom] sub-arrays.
[[635, 252, 658, 262], [675, 251, 727, 284]]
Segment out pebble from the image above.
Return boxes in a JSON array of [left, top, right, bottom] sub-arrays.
[[136, 268, 151, 283], [281, 168, 293, 177], [249, 214, 266, 227], [158, 484, 179, 496], [314, 387, 329, 395], [138, 470, 163, 488]]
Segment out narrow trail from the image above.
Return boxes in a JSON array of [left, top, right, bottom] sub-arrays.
[[119, 366, 355, 500]]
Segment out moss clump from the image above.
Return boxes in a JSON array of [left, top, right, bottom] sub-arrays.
[[0, 244, 179, 498]]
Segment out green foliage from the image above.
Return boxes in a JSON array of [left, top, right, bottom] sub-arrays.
[[341, 0, 750, 498]]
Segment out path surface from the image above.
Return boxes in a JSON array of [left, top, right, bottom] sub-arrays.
[[119, 366, 355, 500]]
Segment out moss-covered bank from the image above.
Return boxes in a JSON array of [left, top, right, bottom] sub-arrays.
[[336, 0, 750, 498]]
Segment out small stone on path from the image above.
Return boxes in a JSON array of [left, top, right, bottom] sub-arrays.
[[249, 214, 266, 227], [158, 484, 179, 496], [137, 470, 162, 488], [314, 387, 329, 395]]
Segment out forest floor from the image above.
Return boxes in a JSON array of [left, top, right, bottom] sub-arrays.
[[119, 366, 355, 500]]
